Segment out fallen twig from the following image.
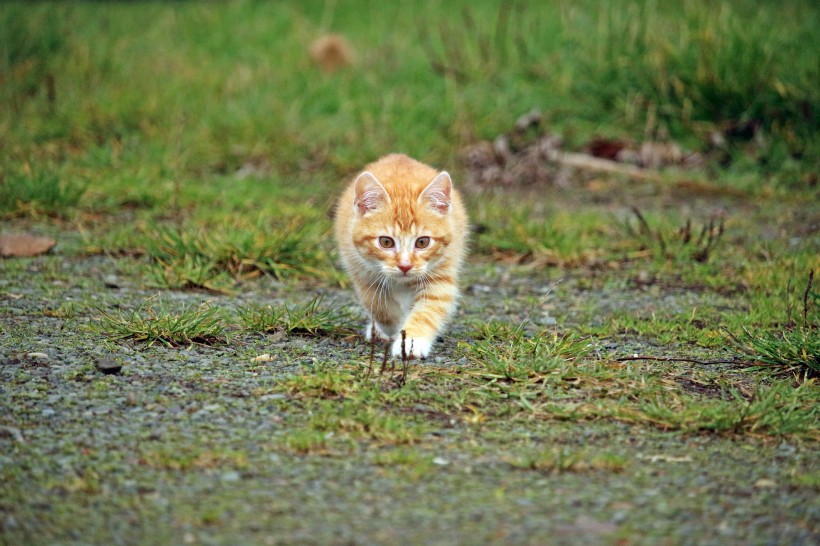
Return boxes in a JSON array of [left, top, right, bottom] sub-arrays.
[[365, 321, 377, 380], [553, 151, 664, 183], [615, 355, 742, 365], [399, 329, 408, 386]]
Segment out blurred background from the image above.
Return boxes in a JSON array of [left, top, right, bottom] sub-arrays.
[[0, 0, 817, 281], [3, 0, 817, 190]]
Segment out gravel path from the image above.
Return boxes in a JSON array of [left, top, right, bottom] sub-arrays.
[[1, 252, 818, 545]]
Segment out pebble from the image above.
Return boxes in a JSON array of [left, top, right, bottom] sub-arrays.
[[221, 471, 241, 482], [775, 442, 796, 458], [252, 354, 273, 362], [25, 352, 50, 361], [468, 284, 492, 294], [95, 358, 123, 375]]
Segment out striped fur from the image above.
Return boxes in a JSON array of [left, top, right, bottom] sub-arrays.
[[334, 154, 469, 358]]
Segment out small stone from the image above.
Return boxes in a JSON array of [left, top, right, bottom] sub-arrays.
[[252, 354, 273, 362], [103, 275, 121, 288], [221, 471, 241, 482], [468, 284, 492, 294], [432, 457, 450, 466], [25, 352, 50, 361], [95, 358, 122, 375]]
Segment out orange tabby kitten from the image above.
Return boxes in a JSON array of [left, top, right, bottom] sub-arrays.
[[334, 154, 469, 359]]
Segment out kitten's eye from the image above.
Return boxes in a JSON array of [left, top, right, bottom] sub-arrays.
[[415, 237, 431, 249], [378, 236, 395, 249]]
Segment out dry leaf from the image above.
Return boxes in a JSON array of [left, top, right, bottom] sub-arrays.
[[754, 478, 777, 488], [0, 233, 56, 257], [252, 354, 273, 362]]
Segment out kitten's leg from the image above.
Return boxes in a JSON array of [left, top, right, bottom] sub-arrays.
[[392, 277, 458, 359], [361, 289, 401, 342], [364, 320, 390, 342]]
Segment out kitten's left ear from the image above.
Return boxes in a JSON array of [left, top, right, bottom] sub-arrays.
[[354, 171, 389, 215], [419, 171, 452, 214]]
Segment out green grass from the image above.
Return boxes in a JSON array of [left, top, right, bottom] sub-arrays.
[[267, 355, 820, 440], [239, 296, 358, 337], [98, 299, 228, 347], [1, 0, 816, 221], [582, 310, 723, 348], [506, 448, 628, 474], [572, 2, 818, 162], [473, 204, 619, 266], [145, 216, 331, 286], [727, 327, 819, 375], [138, 445, 249, 471], [0, 169, 87, 217], [724, 270, 819, 375], [462, 326, 594, 383], [621, 208, 726, 264]]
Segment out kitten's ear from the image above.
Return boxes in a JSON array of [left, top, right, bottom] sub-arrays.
[[419, 171, 452, 214], [353, 171, 389, 215]]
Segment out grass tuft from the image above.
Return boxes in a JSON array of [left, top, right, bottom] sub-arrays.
[[281, 430, 335, 456], [623, 207, 725, 264], [138, 446, 248, 471], [726, 327, 819, 375], [98, 299, 227, 347], [239, 296, 358, 337], [307, 400, 426, 445], [0, 170, 87, 217], [726, 271, 818, 375], [283, 368, 362, 400], [507, 448, 627, 474], [464, 324, 593, 383], [473, 205, 614, 267], [147, 254, 235, 294], [145, 217, 330, 286]]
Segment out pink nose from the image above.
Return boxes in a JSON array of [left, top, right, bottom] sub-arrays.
[[398, 263, 412, 274]]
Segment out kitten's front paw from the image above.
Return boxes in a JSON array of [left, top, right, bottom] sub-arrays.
[[391, 336, 433, 359]]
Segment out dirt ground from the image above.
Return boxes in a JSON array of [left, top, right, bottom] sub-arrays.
[[1, 218, 818, 545]]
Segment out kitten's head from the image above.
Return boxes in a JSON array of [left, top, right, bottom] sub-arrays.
[[350, 170, 454, 282]]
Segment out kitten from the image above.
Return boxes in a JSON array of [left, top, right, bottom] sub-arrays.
[[334, 154, 469, 359]]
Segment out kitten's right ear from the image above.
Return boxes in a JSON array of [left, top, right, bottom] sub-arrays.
[[353, 171, 389, 215]]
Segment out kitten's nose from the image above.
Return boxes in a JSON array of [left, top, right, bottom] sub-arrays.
[[398, 263, 412, 274]]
